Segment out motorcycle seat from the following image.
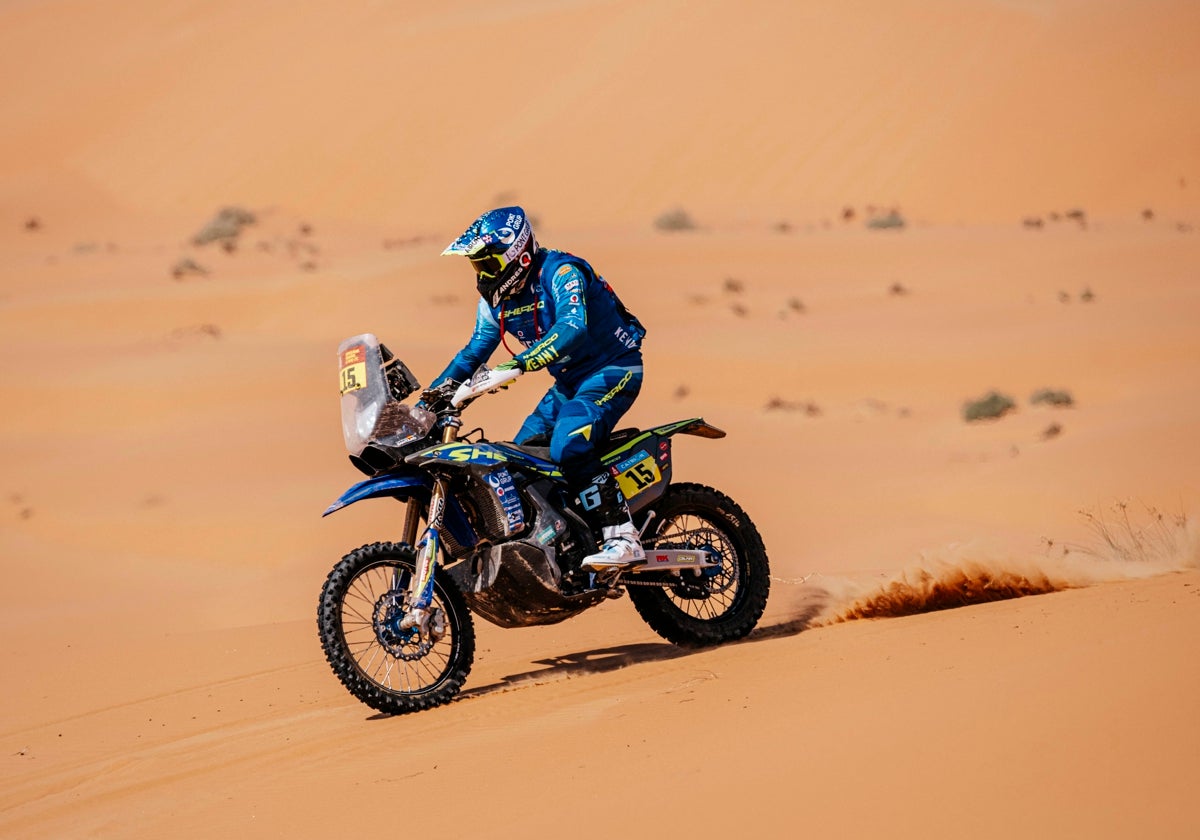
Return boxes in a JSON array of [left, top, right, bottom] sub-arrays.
[[498, 443, 553, 461], [499, 427, 640, 465]]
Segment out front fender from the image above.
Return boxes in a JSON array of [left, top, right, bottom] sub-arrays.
[[322, 472, 479, 551], [322, 472, 431, 516]]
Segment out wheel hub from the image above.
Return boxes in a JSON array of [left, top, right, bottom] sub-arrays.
[[373, 594, 444, 661]]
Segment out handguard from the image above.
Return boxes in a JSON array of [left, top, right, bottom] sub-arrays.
[[451, 365, 523, 407]]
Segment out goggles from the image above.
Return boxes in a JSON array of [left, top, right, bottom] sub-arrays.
[[470, 252, 507, 279]]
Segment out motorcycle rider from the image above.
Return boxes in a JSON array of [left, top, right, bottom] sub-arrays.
[[429, 206, 647, 571]]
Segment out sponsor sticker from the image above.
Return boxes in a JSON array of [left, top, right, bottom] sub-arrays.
[[487, 468, 524, 528], [616, 449, 651, 473]]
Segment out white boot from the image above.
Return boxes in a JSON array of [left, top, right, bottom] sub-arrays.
[[581, 521, 646, 571]]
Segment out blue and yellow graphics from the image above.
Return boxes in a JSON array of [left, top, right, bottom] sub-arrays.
[[408, 441, 563, 479]]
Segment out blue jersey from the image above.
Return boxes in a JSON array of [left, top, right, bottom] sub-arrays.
[[434, 249, 645, 390]]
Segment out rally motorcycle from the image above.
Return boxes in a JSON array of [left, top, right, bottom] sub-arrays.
[[317, 333, 771, 714]]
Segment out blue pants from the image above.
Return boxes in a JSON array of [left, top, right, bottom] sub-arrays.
[[514, 364, 643, 483]]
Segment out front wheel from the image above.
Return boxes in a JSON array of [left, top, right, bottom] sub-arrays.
[[629, 483, 771, 647], [317, 541, 475, 714]]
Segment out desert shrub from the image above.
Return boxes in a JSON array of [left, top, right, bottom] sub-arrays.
[[1030, 388, 1074, 407], [1071, 502, 1190, 564], [171, 257, 208, 280], [193, 206, 256, 246], [654, 208, 696, 232], [962, 390, 1016, 422], [866, 210, 906, 230], [765, 397, 820, 415]]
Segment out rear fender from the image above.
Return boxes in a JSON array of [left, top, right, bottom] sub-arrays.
[[599, 418, 725, 514]]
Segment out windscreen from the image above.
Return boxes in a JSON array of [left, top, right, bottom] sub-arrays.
[[338, 334, 434, 456]]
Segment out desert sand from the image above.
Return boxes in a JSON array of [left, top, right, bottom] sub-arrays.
[[2, 1, 1199, 838]]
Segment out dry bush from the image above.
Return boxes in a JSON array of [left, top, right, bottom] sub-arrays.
[[866, 209, 906, 230], [171, 257, 208, 280], [1030, 388, 1074, 408], [1065, 502, 1191, 565], [653, 208, 696, 232], [962, 391, 1016, 422], [192, 206, 256, 246]]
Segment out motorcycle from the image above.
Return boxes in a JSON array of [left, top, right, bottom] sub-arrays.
[[317, 333, 771, 714]]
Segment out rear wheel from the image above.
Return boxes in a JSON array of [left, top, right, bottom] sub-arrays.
[[317, 542, 475, 714], [629, 483, 770, 647]]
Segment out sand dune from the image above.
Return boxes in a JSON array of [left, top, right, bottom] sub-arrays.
[[3, 0, 1199, 230], [2, 1, 1199, 838]]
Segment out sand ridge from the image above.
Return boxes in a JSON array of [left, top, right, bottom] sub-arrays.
[[2, 1, 1199, 838]]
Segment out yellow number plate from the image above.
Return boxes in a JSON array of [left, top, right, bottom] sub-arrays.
[[617, 455, 662, 499], [339, 345, 368, 395]]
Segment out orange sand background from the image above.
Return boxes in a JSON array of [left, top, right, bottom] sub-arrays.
[[2, 1, 1198, 837]]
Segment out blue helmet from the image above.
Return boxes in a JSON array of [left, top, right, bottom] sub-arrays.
[[442, 207, 539, 307]]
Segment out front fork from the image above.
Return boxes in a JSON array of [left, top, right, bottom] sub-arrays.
[[400, 419, 459, 631]]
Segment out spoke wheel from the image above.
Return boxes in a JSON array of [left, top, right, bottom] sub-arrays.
[[629, 483, 770, 647], [318, 542, 474, 714]]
